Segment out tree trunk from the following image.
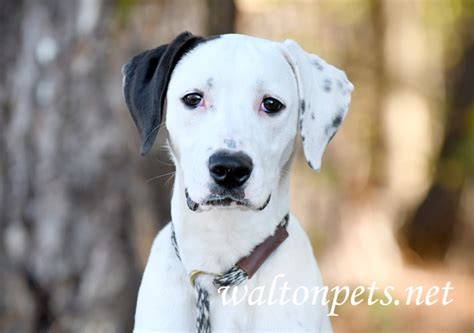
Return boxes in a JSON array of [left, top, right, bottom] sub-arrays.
[[399, 16, 474, 262], [0, 1, 140, 331]]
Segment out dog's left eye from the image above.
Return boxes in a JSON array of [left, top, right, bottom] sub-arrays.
[[261, 97, 285, 114], [182, 93, 203, 108]]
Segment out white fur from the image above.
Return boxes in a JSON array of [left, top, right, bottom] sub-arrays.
[[132, 34, 352, 332]]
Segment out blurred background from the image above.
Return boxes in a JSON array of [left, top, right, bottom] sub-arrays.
[[0, 0, 473, 332]]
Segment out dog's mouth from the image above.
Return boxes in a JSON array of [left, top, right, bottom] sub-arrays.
[[185, 189, 271, 212]]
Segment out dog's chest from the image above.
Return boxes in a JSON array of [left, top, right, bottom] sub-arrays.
[[134, 221, 330, 331]]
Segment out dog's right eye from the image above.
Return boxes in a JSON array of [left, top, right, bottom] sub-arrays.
[[182, 93, 203, 108]]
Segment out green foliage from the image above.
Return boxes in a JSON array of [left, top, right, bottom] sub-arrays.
[[116, 0, 139, 24]]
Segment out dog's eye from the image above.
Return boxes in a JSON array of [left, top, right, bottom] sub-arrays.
[[261, 97, 285, 114], [182, 93, 203, 108]]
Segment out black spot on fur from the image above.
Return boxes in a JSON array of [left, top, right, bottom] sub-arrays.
[[300, 100, 306, 114], [299, 119, 303, 130], [323, 78, 332, 92], [224, 139, 236, 149], [308, 161, 314, 169], [301, 135, 305, 142], [312, 59, 323, 71], [206, 77, 214, 89], [332, 114, 343, 128], [325, 113, 343, 143]]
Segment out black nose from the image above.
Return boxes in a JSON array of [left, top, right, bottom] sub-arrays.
[[209, 151, 253, 189]]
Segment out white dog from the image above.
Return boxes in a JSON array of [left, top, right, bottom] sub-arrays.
[[123, 32, 353, 332]]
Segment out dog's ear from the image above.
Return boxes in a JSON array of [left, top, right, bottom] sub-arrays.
[[281, 40, 353, 171], [122, 32, 205, 155]]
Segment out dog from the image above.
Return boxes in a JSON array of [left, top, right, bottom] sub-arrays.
[[123, 32, 353, 332]]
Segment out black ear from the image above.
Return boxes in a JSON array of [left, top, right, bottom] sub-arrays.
[[122, 32, 205, 155]]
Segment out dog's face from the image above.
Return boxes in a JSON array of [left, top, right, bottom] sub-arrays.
[[166, 35, 298, 211], [123, 32, 353, 212]]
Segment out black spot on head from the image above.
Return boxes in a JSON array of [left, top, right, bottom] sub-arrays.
[[323, 78, 332, 92], [300, 100, 306, 114], [301, 135, 305, 142], [224, 139, 236, 149], [299, 118, 303, 130]]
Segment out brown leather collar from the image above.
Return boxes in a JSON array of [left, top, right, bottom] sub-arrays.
[[236, 214, 289, 279], [171, 214, 290, 284]]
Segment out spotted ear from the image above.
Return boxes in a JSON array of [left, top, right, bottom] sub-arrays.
[[281, 39, 353, 171], [122, 32, 205, 155]]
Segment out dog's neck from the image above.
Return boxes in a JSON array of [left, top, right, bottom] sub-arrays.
[[170, 168, 291, 276]]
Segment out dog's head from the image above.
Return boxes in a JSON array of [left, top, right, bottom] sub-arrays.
[[123, 32, 353, 212]]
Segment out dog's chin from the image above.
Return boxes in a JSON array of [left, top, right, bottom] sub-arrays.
[[184, 189, 271, 212]]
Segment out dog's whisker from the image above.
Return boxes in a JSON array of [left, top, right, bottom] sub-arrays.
[[152, 156, 174, 167], [146, 171, 176, 183], [164, 173, 175, 187]]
